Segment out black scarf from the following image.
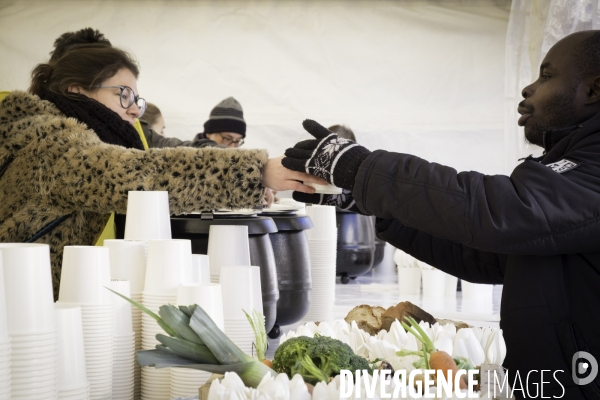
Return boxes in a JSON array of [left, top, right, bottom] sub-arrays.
[[39, 90, 145, 150]]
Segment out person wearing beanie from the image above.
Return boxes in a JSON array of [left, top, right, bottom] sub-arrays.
[[193, 97, 246, 148]]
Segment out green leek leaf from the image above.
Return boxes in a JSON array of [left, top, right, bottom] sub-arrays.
[[138, 347, 276, 388], [179, 305, 197, 318], [155, 333, 218, 364], [189, 305, 251, 364], [159, 305, 204, 345]]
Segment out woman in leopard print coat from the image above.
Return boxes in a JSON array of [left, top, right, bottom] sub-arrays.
[[0, 44, 320, 297]]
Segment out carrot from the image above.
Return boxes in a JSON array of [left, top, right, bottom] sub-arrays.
[[305, 383, 315, 395], [402, 317, 468, 391], [261, 359, 273, 368], [429, 350, 468, 390]]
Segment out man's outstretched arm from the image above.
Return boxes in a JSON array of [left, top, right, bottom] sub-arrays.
[[377, 218, 507, 284]]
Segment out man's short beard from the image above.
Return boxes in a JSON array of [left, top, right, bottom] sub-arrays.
[[524, 85, 578, 147], [524, 121, 545, 147]]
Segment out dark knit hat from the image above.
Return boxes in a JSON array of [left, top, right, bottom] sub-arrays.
[[203, 97, 246, 138]]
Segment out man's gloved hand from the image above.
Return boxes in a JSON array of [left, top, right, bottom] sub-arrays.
[[282, 119, 371, 191], [293, 189, 368, 215]]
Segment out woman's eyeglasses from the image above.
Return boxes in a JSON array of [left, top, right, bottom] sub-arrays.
[[217, 132, 245, 147], [96, 86, 147, 118]]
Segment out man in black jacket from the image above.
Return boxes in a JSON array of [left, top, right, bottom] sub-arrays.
[[282, 31, 600, 399]]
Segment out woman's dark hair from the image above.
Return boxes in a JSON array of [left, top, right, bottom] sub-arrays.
[[142, 103, 162, 126], [29, 44, 139, 98], [50, 28, 111, 63], [329, 124, 357, 142]]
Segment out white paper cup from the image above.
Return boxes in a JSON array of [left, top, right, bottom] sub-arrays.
[[54, 304, 88, 391], [305, 205, 336, 240], [421, 269, 447, 297], [445, 274, 458, 296], [0, 255, 7, 340], [398, 268, 421, 295], [103, 239, 147, 293], [124, 191, 171, 240], [144, 239, 192, 294], [461, 281, 494, 299], [207, 225, 251, 280], [59, 246, 112, 305], [191, 254, 211, 284], [394, 249, 418, 268], [0, 243, 55, 334], [176, 283, 224, 331], [108, 280, 133, 336], [219, 266, 263, 319]]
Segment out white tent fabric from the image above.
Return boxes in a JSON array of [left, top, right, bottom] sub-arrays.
[[504, 0, 600, 171], [0, 0, 509, 176]]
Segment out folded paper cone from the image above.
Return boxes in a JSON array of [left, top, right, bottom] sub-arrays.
[[304, 182, 343, 194]]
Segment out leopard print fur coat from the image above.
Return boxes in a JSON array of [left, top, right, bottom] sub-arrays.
[[0, 91, 268, 297]]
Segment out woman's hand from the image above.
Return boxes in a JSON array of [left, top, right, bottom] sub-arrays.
[[262, 156, 328, 193], [263, 188, 275, 208]]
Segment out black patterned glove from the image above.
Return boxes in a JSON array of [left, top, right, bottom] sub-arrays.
[[293, 189, 367, 215], [282, 119, 371, 191]]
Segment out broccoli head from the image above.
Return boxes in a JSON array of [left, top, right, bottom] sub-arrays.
[[349, 354, 372, 375], [272, 334, 372, 385], [306, 335, 353, 378], [272, 336, 314, 375]]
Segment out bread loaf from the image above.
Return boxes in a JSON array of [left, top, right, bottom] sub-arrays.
[[380, 301, 437, 331], [344, 304, 386, 335]]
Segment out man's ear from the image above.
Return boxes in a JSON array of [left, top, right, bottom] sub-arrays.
[[67, 85, 81, 94], [585, 76, 600, 105]]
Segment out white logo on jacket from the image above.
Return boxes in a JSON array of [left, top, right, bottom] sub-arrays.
[[546, 159, 579, 174]]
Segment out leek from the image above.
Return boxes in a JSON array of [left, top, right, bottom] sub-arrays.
[[137, 347, 276, 388], [106, 288, 277, 388]]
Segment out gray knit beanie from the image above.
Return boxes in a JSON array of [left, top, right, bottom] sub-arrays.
[[203, 97, 246, 138]]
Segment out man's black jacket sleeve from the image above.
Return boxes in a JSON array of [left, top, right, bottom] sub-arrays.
[[353, 144, 600, 256], [376, 217, 506, 284]]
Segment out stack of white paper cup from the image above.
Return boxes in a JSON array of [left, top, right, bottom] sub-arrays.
[[461, 282, 495, 314], [417, 261, 447, 298], [303, 205, 337, 322], [109, 280, 135, 400], [54, 304, 90, 400], [57, 246, 113, 400], [445, 274, 458, 296], [0, 253, 11, 400], [0, 243, 58, 400], [394, 249, 422, 295], [219, 266, 263, 355], [141, 239, 193, 400], [207, 225, 251, 283], [170, 283, 225, 399], [191, 254, 211, 284], [103, 239, 146, 398], [140, 292, 173, 400], [461, 281, 494, 299]]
